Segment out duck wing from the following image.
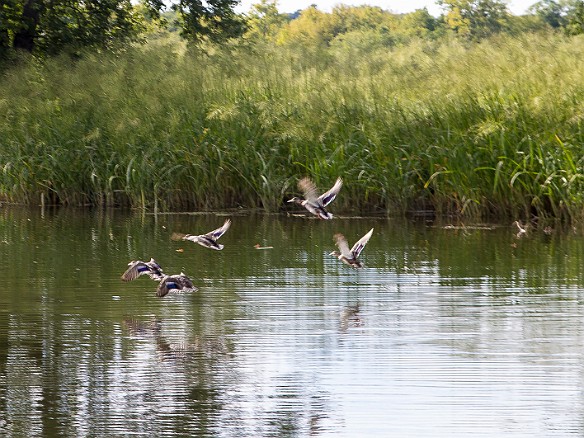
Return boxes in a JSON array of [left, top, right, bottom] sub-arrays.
[[334, 233, 353, 259], [147, 258, 162, 270], [146, 258, 164, 278], [205, 219, 231, 242], [298, 177, 319, 203], [157, 275, 181, 297], [121, 260, 151, 282], [318, 177, 342, 207], [177, 273, 195, 289], [350, 228, 374, 259]]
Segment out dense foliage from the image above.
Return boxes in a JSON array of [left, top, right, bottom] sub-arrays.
[[0, 0, 245, 58], [1, 0, 583, 60], [1, 1, 584, 220]]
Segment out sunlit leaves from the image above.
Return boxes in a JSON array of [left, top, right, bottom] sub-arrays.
[[438, 0, 510, 39]]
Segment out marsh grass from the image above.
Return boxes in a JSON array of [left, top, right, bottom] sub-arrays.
[[1, 33, 583, 220]]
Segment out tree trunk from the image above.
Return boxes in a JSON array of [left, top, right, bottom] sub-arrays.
[[13, 0, 42, 52], [0, 28, 9, 56]]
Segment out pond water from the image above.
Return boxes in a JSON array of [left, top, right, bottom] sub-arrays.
[[1, 207, 584, 437]]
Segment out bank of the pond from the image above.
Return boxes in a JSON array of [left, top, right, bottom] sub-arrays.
[[0, 33, 583, 220]]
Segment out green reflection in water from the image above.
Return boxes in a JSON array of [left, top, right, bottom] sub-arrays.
[[1, 208, 584, 436]]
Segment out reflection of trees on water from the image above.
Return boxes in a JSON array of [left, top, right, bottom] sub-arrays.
[[4, 210, 584, 435], [119, 315, 239, 434], [122, 315, 338, 436], [0, 313, 235, 436]]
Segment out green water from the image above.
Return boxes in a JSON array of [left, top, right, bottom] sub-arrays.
[[1, 208, 584, 436]]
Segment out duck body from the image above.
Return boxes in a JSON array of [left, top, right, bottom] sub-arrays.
[[330, 228, 374, 269], [183, 234, 224, 250], [288, 177, 342, 219], [157, 273, 197, 297], [295, 199, 333, 220], [332, 252, 365, 268], [121, 258, 164, 282]]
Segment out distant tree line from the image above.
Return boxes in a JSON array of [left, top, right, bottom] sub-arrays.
[[1, 0, 584, 63]]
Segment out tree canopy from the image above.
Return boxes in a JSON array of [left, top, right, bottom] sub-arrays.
[[438, 0, 510, 38], [0, 0, 246, 58], [1, 0, 584, 63]]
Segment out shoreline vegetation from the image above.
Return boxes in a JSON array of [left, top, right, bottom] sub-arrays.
[[1, 30, 583, 220]]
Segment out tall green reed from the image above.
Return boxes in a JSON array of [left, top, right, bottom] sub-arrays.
[[0, 33, 583, 220]]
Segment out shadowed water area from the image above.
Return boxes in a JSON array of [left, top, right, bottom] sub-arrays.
[[1, 208, 584, 436]]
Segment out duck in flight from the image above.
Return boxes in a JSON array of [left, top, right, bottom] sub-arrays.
[[121, 258, 164, 282], [287, 177, 342, 219], [330, 228, 374, 268], [156, 273, 198, 297], [172, 219, 231, 250]]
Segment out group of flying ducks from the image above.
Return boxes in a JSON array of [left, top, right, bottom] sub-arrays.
[[121, 176, 374, 297]]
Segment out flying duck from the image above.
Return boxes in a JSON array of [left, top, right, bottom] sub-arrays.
[[121, 258, 164, 282], [156, 273, 198, 297], [287, 177, 342, 220], [330, 228, 374, 268], [172, 219, 231, 250]]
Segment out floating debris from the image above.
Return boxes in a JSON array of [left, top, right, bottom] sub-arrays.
[[254, 243, 273, 250]]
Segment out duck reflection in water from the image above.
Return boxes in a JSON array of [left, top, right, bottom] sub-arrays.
[[123, 316, 231, 363], [339, 303, 364, 333], [123, 315, 162, 336]]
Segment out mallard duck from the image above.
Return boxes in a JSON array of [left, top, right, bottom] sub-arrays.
[[156, 273, 198, 297], [172, 219, 231, 250], [330, 228, 374, 268], [121, 258, 164, 282], [287, 177, 342, 219]]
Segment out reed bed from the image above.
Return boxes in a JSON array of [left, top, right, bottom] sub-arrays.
[[0, 33, 583, 220]]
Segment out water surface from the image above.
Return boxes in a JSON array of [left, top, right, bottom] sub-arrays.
[[1, 208, 584, 436]]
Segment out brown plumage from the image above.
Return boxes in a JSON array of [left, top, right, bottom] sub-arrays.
[[156, 273, 197, 297], [121, 258, 164, 282]]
